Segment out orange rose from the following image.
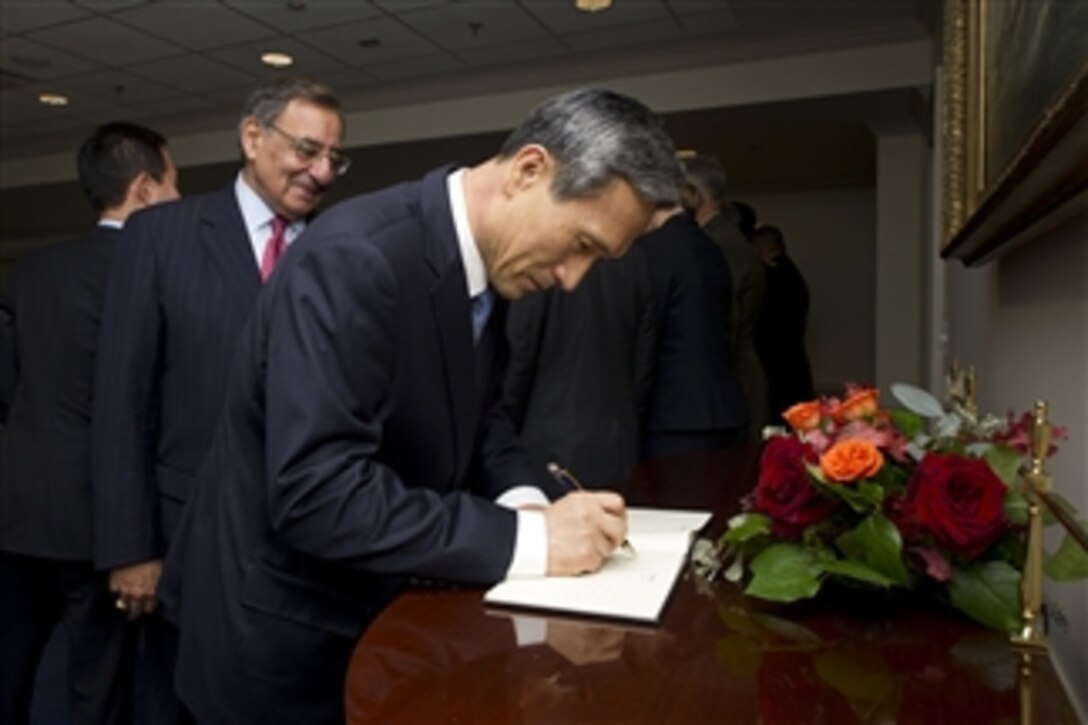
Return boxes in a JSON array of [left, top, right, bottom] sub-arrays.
[[783, 401, 822, 432], [819, 439, 884, 483], [831, 388, 880, 423]]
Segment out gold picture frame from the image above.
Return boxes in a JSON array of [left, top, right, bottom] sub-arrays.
[[941, 0, 1088, 265]]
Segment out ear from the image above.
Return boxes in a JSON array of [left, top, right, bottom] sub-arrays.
[[129, 171, 153, 207], [239, 116, 263, 163], [502, 144, 553, 196]]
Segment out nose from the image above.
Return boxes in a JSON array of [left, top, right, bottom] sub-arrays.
[[555, 256, 596, 291], [309, 155, 337, 185]]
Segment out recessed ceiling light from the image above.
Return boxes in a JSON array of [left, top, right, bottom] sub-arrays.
[[261, 51, 294, 68], [575, 0, 612, 12], [38, 92, 68, 107], [676, 150, 696, 158]]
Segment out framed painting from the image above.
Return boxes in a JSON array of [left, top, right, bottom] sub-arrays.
[[941, 0, 1088, 265]]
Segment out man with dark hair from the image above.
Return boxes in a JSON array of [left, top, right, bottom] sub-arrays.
[[92, 75, 347, 724], [162, 87, 683, 723], [753, 224, 815, 420], [0, 121, 177, 725], [683, 154, 768, 442]]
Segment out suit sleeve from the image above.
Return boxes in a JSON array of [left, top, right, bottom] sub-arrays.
[[262, 238, 517, 584], [92, 215, 164, 570]]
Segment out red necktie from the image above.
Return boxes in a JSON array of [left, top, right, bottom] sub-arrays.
[[260, 215, 289, 282]]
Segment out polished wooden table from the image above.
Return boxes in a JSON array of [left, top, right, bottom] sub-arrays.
[[345, 448, 1080, 723]]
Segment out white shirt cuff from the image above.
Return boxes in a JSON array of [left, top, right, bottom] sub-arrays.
[[496, 485, 550, 510], [506, 509, 548, 578]]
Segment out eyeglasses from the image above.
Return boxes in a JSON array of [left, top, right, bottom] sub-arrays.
[[265, 123, 351, 176]]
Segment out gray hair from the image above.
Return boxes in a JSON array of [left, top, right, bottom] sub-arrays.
[[681, 154, 727, 209], [498, 88, 682, 207], [241, 75, 344, 129]]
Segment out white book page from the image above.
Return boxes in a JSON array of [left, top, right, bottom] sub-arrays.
[[484, 508, 711, 623]]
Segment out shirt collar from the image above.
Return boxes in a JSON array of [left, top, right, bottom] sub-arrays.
[[97, 218, 124, 229], [446, 168, 487, 299], [235, 172, 304, 239]]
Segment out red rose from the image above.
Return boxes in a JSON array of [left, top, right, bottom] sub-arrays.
[[753, 437, 836, 539], [905, 454, 1009, 558]]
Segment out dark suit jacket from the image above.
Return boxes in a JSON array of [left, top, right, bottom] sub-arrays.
[[755, 253, 814, 420], [502, 248, 656, 490], [638, 213, 748, 442], [92, 184, 260, 571], [162, 167, 543, 724], [1, 227, 119, 560]]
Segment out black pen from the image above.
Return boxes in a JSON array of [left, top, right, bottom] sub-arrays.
[[547, 462, 636, 556]]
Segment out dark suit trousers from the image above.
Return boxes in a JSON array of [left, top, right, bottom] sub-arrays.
[[0, 551, 136, 725]]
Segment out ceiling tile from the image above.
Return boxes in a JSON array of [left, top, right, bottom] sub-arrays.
[[371, 1, 449, 12], [1, 37, 106, 80], [0, 1, 91, 33], [28, 17, 187, 65], [225, 0, 382, 33], [519, 0, 670, 34], [401, 3, 551, 50], [113, 3, 275, 51], [363, 54, 463, 82], [457, 36, 567, 68], [297, 16, 444, 66], [57, 69, 179, 105], [126, 93, 216, 117], [207, 36, 347, 77], [665, 0, 732, 13], [674, 8, 737, 35], [129, 54, 259, 93], [71, 0, 146, 11], [564, 19, 682, 51]]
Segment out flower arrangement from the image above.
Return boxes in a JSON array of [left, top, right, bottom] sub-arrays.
[[702, 383, 1087, 631]]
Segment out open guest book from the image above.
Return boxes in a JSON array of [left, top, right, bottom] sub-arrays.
[[484, 508, 712, 624]]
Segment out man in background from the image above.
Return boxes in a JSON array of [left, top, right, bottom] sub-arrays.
[[753, 224, 814, 421], [162, 87, 683, 724], [0, 121, 178, 725], [683, 155, 768, 442], [92, 75, 347, 724], [638, 196, 748, 459]]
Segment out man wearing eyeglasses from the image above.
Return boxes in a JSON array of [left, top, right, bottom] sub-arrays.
[[91, 75, 347, 725]]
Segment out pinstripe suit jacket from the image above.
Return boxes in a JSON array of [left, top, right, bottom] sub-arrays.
[[92, 184, 261, 570]]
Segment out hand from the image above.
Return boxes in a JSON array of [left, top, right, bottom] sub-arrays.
[[109, 559, 162, 620], [543, 491, 627, 576], [545, 620, 626, 665]]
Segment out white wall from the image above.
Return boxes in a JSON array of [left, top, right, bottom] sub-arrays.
[[947, 213, 1088, 715], [743, 187, 877, 393]]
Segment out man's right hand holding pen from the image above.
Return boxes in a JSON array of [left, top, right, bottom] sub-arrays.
[[541, 462, 635, 576]]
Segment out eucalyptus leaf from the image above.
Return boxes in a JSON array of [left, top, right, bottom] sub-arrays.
[[935, 413, 963, 438], [947, 561, 1022, 632], [723, 513, 771, 543], [890, 383, 945, 418], [1044, 526, 1088, 581], [746, 543, 823, 602]]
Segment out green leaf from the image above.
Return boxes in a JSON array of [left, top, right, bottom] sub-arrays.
[[715, 635, 765, 675], [889, 408, 925, 441], [723, 513, 771, 543], [746, 543, 824, 602], [820, 559, 896, 587], [814, 478, 885, 514], [1044, 525, 1088, 581], [835, 513, 910, 585], [947, 561, 1022, 632], [813, 648, 894, 706], [1004, 488, 1028, 526], [984, 444, 1023, 486], [890, 383, 945, 418]]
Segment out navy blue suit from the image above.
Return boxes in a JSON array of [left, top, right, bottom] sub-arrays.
[[92, 185, 259, 569], [1, 227, 136, 724], [161, 168, 543, 723], [92, 184, 260, 724]]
